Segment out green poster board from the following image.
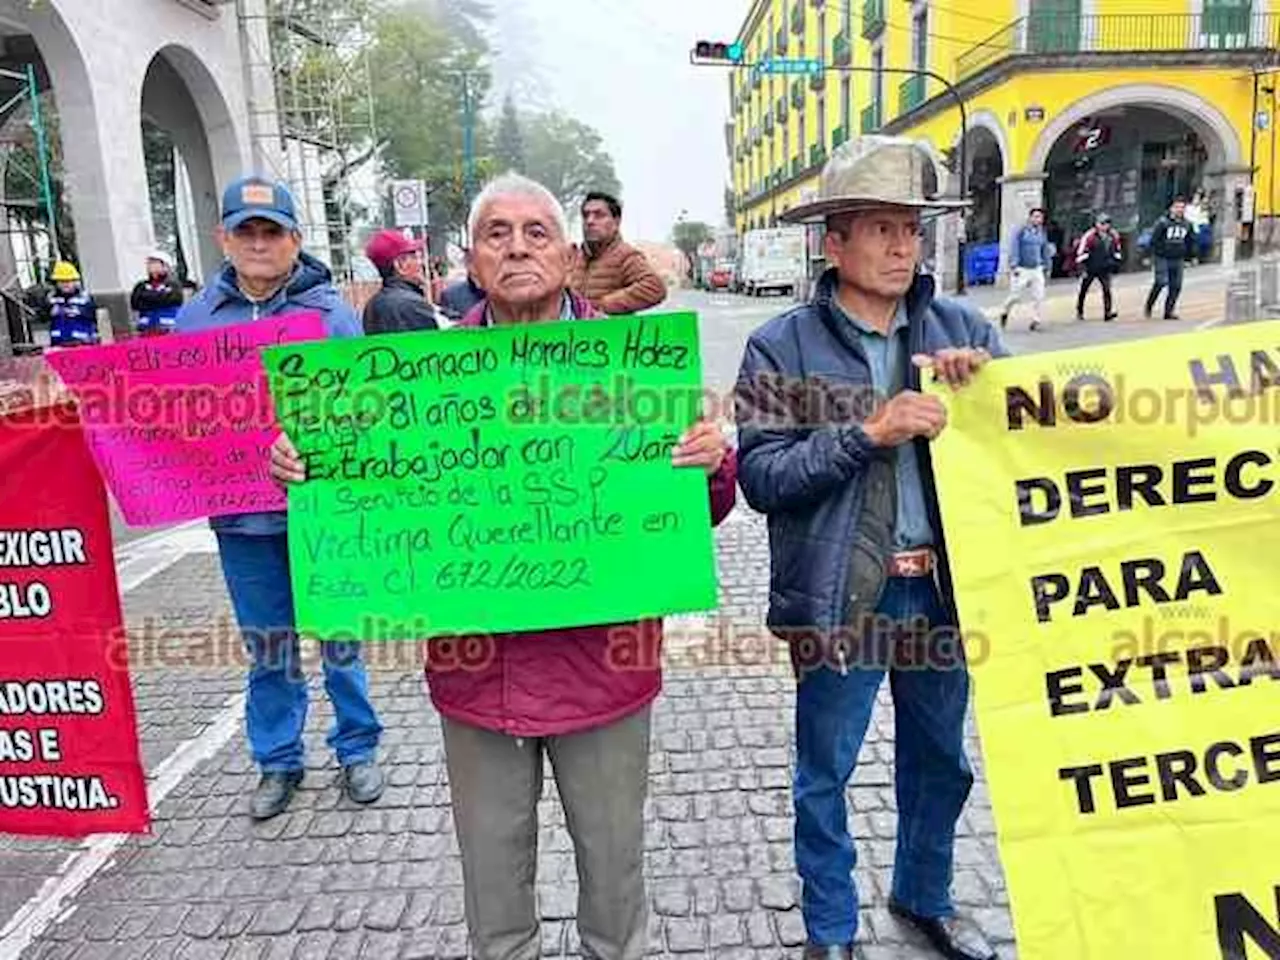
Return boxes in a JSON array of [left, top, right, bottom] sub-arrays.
[[263, 311, 719, 641]]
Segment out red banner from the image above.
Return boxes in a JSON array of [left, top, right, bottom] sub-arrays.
[[0, 402, 149, 836]]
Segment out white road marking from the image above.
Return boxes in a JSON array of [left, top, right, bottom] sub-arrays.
[[0, 693, 246, 960], [0, 521, 236, 959]]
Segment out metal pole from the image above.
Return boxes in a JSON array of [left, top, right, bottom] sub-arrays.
[[26, 63, 57, 260], [461, 72, 476, 208]]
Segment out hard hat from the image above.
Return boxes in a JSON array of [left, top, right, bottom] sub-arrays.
[[50, 261, 80, 283]]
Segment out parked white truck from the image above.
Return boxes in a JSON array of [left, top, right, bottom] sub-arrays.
[[736, 226, 807, 297]]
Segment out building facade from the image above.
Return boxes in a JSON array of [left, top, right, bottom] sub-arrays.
[[728, 0, 1280, 287]]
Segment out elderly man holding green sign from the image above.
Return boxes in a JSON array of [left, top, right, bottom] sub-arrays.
[[270, 171, 737, 960]]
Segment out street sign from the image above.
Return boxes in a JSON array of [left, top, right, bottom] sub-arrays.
[[391, 179, 427, 227], [758, 57, 824, 76]]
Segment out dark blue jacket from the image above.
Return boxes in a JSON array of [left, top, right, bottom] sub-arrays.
[[734, 268, 1009, 640], [175, 251, 361, 537], [438, 277, 484, 322], [46, 289, 99, 347]]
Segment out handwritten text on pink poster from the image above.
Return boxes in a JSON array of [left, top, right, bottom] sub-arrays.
[[46, 313, 325, 527]]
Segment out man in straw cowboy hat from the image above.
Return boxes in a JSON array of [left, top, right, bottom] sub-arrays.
[[734, 135, 1007, 960]]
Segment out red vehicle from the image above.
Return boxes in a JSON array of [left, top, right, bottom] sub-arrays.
[[708, 260, 735, 290]]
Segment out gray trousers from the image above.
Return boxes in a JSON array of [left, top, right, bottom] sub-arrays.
[[441, 706, 652, 960]]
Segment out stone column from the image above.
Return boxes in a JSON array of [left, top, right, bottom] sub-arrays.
[[996, 173, 1047, 283], [1204, 164, 1253, 269]]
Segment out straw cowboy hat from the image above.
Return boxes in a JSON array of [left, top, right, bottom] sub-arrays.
[[779, 134, 970, 224]]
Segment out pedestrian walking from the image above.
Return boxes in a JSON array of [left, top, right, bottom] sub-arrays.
[[176, 175, 385, 821], [735, 135, 1005, 960], [1144, 196, 1193, 320], [1074, 213, 1122, 321], [271, 171, 737, 960], [999, 207, 1051, 332], [42, 261, 99, 349], [568, 190, 667, 314], [361, 228, 444, 335], [130, 251, 184, 337]]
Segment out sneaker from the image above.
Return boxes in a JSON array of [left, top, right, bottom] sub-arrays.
[[1164, 313, 1180, 321], [343, 761, 386, 805], [1029, 320, 1041, 332], [250, 770, 303, 821], [1104, 312, 1118, 322]]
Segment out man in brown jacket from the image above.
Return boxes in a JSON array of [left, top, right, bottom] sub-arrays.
[[569, 191, 666, 314]]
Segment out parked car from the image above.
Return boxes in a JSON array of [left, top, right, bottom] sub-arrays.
[[709, 260, 735, 290]]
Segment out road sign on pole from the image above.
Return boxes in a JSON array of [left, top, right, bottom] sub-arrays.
[[391, 180, 428, 228]]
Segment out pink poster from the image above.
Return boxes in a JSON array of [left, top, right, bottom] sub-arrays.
[[45, 312, 326, 527]]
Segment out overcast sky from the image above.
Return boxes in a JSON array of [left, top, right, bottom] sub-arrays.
[[487, 0, 744, 245]]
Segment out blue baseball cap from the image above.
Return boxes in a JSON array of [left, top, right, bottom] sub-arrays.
[[221, 175, 299, 232]]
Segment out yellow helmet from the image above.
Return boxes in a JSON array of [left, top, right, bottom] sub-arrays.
[[50, 261, 80, 283]]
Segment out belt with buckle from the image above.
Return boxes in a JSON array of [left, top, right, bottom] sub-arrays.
[[887, 548, 935, 578]]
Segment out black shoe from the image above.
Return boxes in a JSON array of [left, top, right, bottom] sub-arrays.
[[250, 770, 303, 821], [998, 311, 1008, 330], [1028, 320, 1041, 332], [343, 760, 385, 804], [888, 901, 996, 960], [1104, 312, 1118, 322], [1164, 313, 1180, 321], [1075, 313, 1085, 322], [803, 945, 866, 960]]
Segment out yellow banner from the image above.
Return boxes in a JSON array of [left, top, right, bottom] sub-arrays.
[[928, 322, 1280, 960]]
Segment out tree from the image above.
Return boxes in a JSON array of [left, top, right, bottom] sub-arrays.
[[521, 110, 620, 217], [672, 220, 713, 281], [493, 93, 524, 173], [367, 4, 493, 241]]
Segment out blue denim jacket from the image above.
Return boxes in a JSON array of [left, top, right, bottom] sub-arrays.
[[1010, 225, 1050, 270]]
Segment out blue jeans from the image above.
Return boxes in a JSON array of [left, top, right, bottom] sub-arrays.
[[794, 576, 975, 946], [216, 532, 382, 773]]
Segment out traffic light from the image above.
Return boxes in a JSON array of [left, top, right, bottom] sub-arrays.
[[692, 39, 744, 64]]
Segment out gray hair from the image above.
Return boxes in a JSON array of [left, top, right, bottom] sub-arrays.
[[466, 171, 569, 244]]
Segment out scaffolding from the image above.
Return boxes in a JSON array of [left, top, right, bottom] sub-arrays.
[[236, 0, 380, 290], [0, 61, 57, 356]]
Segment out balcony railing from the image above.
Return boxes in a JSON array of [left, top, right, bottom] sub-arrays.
[[898, 74, 926, 116], [862, 0, 885, 39], [791, 0, 805, 34], [791, 79, 805, 109], [956, 12, 1280, 82], [861, 100, 882, 134], [832, 30, 852, 66]]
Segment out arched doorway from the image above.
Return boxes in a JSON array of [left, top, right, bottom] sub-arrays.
[[1029, 85, 1242, 273], [954, 115, 1007, 284], [141, 45, 242, 287]]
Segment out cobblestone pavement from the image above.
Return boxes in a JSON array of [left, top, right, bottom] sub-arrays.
[[0, 284, 1205, 959]]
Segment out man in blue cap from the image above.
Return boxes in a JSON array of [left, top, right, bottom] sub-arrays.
[[177, 175, 385, 821]]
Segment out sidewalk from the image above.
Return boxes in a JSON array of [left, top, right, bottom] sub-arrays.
[[961, 262, 1231, 328], [1, 511, 1015, 960]]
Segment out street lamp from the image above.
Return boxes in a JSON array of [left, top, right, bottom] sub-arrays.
[[691, 45, 970, 295]]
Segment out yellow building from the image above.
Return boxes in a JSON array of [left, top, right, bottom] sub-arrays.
[[727, 0, 1280, 286]]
